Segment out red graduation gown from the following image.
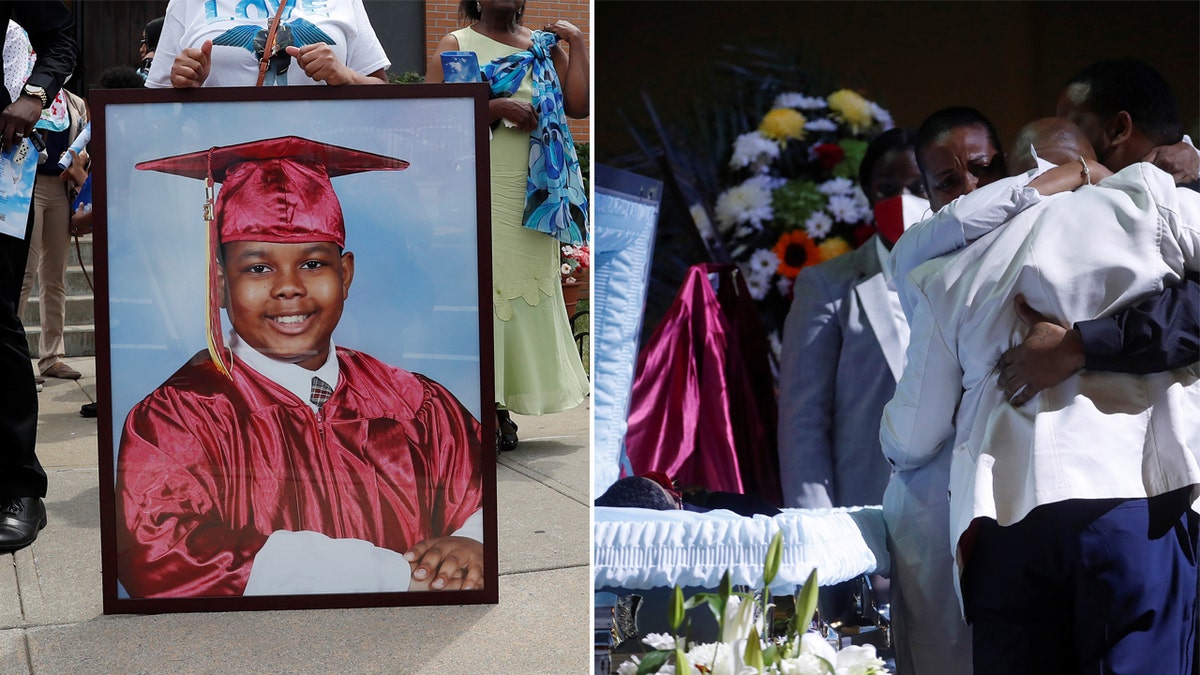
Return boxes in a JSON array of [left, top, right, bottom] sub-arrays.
[[115, 348, 482, 598]]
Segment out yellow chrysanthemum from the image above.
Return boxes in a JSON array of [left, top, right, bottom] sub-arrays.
[[827, 89, 873, 134], [772, 229, 821, 279], [818, 236, 852, 262], [758, 108, 807, 143]]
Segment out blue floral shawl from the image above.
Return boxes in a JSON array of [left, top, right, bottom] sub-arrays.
[[482, 30, 587, 245]]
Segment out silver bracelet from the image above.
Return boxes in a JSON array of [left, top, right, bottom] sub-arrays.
[[1078, 155, 1091, 186]]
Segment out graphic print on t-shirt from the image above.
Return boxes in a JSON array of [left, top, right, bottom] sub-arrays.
[[206, 0, 336, 86]]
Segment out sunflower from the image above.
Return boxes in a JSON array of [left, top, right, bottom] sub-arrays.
[[772, 229, 821, 279]]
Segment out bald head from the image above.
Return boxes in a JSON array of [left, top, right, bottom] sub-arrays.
[[1008, 118, 1096, 174]]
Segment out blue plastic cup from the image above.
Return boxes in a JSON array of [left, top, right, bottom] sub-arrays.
[[441, 51, 482, 83]]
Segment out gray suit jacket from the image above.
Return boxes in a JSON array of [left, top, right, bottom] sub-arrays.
[[778, 236, 905, 508]]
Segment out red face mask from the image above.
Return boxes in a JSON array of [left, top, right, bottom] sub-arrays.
[[873, 193, 931, 245]]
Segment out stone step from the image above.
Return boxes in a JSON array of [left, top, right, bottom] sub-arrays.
[[22, 234, 96, 359], [21, 293, 95, 325], [25, 324, 95, 358], [26, 264, 95, 296], [66, 235, 93, 266]]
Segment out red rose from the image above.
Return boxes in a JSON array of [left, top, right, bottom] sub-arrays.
[[812, 143, 845, 171]]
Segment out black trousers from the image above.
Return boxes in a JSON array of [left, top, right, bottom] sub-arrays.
[[0, 210, 44, 498]]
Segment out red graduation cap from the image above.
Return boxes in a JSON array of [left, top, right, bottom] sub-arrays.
[[135, 135, 410, 378]]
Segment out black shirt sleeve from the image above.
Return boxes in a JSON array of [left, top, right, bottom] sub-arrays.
[[1076, 274, 1200, 374], [10, 2, 77, 104]]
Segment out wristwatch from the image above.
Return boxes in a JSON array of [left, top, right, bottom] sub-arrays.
[[21, 83, 47, 109]]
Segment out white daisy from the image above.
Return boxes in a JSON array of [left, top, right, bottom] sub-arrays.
[[804, 211, 834, 238], [747, 248, 778, 276], [774, 92, 827, 110], [714, 175, 774, 233], [804, 117, 838, 133], [827, 194, 862, 223], [729, 131, 780, 172], [870, 101, 894, 130], [744, 272, 770, 300], [818, 177, 855, 196]]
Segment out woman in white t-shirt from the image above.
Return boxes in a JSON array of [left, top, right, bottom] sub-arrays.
[[146, 0, 389, 88]]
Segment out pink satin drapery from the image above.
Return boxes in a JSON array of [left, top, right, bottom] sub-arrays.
[[624, 264, 782, 505]]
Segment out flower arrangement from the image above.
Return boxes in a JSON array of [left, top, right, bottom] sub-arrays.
[[615, 532, 889, 675], [713, 88, 893, 351], [561, 243, 590, 284]]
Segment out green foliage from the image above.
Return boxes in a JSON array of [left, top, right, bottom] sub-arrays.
[[665, 537, 826, 672], [675, 648, 691, 675], [636, 650, 670, 675], [669, 585, 685, 633], [772, 179, 827, 231], [745, 626, 765, 670], [764, 531, 784, 587], [833, 138, 869, 180], [792, 568, 820, 637], [389, 71, 425, 84]]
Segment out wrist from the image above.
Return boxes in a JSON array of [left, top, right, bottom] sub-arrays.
[[1064, 327, 1086, 372], [21, 83, 48, 109], [1077, 156, 1091, 187]]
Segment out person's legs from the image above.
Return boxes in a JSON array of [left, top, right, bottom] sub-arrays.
[[31, 175, 71, 375], [0, 216, 46, 502], [964, 506, 1079, 674], [1075, 489, 1197, 674], [496, 406, 518, 452], [884, 458, 973, 675], [16, 184, 41, 319], [16, 183, 43, 384], [967, 494, 1198, 675]]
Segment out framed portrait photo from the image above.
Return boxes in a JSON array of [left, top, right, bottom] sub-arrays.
[[92, 83, 497, 613]]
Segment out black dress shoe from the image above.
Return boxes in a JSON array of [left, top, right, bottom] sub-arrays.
[[496, 411, 519, 452], [0, 497, 47, 553], [80, 402, 98, 418]]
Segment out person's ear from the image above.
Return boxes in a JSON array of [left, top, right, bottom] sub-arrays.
[[216, 265, 228, 309], [340, 251, 355, 299], [1104, 111, 1135, 149]]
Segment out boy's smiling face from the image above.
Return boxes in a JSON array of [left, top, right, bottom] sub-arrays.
[[219, 240, 354, 370]]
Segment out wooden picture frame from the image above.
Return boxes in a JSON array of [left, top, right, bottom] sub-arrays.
[[92, 83, 497, 613]]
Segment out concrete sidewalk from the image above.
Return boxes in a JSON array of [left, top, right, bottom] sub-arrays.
[[1, 357, 592, 674]]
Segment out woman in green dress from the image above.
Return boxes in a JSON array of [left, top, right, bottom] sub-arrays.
[[428, 0, 590, 451]]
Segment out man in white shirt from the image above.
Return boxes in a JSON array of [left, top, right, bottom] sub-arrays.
[[882, 106, 1200, 673]]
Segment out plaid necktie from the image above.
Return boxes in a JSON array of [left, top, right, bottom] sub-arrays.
[[310, 376, 333, 409]]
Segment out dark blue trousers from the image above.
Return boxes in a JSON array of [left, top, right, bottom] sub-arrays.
[[964, 489, 1198, 675]]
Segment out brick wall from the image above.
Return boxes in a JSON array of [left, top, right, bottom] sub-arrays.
[[425, 0, 590, 143]]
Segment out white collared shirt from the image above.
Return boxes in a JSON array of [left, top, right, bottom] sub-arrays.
[[229, 332, 340, 414]]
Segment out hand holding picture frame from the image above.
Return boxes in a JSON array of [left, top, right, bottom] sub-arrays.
[[92, 83, 497, 613]]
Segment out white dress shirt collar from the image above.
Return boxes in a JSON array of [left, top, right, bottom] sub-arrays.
[[229, 332, 341, 413]]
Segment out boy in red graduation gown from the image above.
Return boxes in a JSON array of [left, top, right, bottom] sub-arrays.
[[115, 136, 484, 598]]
